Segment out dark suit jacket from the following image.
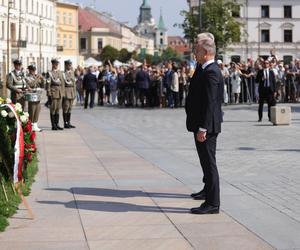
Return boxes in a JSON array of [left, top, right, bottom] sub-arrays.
[[83, 73, 97, 90], [135, 70, 150, 89], [185, 62, 223, 134], [255, 68, 276, 96]]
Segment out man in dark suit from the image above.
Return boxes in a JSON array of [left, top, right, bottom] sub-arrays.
[[83, 66, 98, 109], [256, 60, 276, 122], [185, 32, 223, 214]]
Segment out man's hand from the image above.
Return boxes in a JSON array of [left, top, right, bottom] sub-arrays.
[[197, 131, 207, 143]]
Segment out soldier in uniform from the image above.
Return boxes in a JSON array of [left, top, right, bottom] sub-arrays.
[[7, 59, 27, 109], [25, 64, 44, 132], [62, 60, 76, 128], [46, 59, 65, 130]]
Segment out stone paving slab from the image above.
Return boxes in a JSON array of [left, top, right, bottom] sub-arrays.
[[0, 105, 280, 250]]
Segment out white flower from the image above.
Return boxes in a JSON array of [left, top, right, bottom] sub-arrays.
[[8, 112, 14, 118], [20, 115, 28, 123], [1, 110, 8, 117], [23, 112, 29, 118], [15, 103, 22, 112], [6, 125, 9, 132], [6, 98, 12, 104]]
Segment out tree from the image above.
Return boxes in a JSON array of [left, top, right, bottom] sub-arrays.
[[178, 0, 242, 55], [118, 48, 132, 63], [160, 47, 182, 62], [100, 45, 120, 62]]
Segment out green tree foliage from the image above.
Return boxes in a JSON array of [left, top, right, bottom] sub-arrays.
[[118, 48, 132, 63], [100, 45, 120, 62], [178, 0, 242, 54], [160, 47, 182, 62]]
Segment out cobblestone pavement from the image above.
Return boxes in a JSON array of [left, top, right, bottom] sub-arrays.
[[76, 103, 300, 250]]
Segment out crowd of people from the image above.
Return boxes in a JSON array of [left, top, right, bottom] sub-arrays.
[[73, 57, 300, 109]]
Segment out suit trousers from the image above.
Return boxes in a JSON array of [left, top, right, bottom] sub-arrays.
[[63, 98, 74, 113], [194, 133, 220, 207], [50, 98, 62, 115], [28, 101, 41, 123], [258, 87, 274, 120], [85, 89, 95, 108]]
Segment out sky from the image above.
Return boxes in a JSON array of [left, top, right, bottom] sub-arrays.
[[69, 0, 188, 36]]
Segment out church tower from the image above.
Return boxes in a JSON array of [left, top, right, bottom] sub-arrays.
[[155, 9, 168, 51], [138, 0, 153, 24]]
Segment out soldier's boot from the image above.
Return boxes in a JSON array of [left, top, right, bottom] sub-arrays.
[[55, 114, 64, 130], [63, 113, 70, 129], [68, 113, 76, 128], [50, 114, 57, 130]]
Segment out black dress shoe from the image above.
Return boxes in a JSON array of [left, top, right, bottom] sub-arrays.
[[190, 190, 205, 198], [258, 119, 262, 122], [190, 203, 219, 214], [193, 192, 206, 200]]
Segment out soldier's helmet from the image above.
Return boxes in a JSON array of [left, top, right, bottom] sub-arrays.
[[28, 64, 36, 71], [64, 60, 72, 65], [13, 59, 22, 65], [51, 58, 59, 64]]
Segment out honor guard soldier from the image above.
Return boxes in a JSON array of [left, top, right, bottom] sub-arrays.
[[62, 60, 76, 128], [25, 64, 45, 132], [7, 59, 27, 108], [46, 59, 65, 130]]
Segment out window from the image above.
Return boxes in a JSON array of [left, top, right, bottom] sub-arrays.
[[57, 33, 60, 45], [284, 6, 292, 18], [57, 12, 60, 23], [160, 32, 163, 36], [63, 13, 67, 25], [232, 5, 240, 18], [26, 25, 28, 40], [261, 30, 270, 42], [63, 34, 67, 47], [160, 38, 163, 45], [68, 13, 72, 25], [69, 34, 72, 48], [284, 30, 292, 42], [231, 56, 241, 63], [31, 26, 34, 43], [261, 5, 269, 18], [283, 55, 293, 65], [1, 21, 4, 39], [80, 38, 86, 50], [97, 38, 103, 51], [36, 2, 39, 15]]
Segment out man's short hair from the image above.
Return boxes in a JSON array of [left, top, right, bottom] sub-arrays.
[[197, 32, 215, 42]]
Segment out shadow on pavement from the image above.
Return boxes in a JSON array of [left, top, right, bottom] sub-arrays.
[[37, 200, 190, 213], [45, 187, 190, 199]]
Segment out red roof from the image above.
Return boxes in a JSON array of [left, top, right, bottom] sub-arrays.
[[79, 8, 110, 32]]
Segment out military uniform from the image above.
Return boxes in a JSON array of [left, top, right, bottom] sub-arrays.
[[25, 65, 44, 132], [7, 59, 27, 109], [46, 59, 65, 130], [62, 60, 76, 128]]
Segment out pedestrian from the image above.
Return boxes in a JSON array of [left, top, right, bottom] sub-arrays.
[[83, 66, 97, 109], [256, 60, 276, 122], [170, 66, 179, 108], [230, 63, 242, 104], [185, 32, 223, 214]]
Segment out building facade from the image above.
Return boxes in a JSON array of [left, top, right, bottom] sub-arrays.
[[187, 0, 300, 64], [79, 7, 154, 60], [168, 36, 190, 59], [56, 1, 79, 67], [0, 0, 57, 73]]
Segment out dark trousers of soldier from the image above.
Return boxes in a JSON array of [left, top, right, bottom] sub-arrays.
[[50, 98, 63, 130], [28, 101, 41, 123], [62, 98, 75, 128], [63, 98, 73, 114], [50, 98, 61, 115]]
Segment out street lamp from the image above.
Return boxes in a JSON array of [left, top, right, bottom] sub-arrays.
[[39, 16, 43, 73]]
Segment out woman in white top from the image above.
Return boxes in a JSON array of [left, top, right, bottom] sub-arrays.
[[230, 63, 242, 104], [171, 66, 179, 108]]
